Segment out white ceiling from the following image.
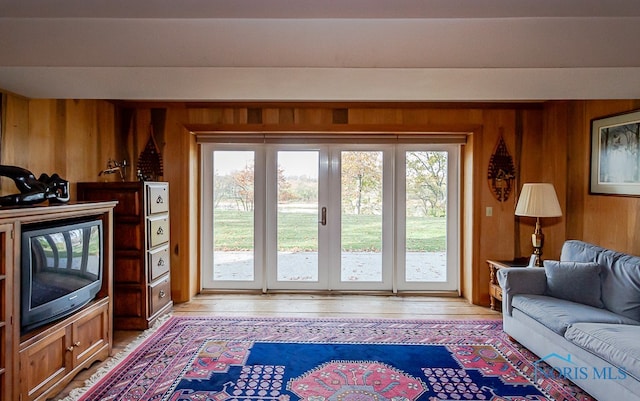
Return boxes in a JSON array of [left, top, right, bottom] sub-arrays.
[[1, 0, 640, 101]]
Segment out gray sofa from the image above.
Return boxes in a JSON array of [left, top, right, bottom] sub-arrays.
[[498, 240, 640, 401]]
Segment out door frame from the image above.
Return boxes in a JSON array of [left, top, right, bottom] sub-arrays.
[[200, 144, 266, 290], [200, 142, 461, 293], [328, 144, 394, 291], [265, 145, 330, 290]]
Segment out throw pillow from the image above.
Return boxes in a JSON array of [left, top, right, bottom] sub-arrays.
[[544, 260, 604, 308]]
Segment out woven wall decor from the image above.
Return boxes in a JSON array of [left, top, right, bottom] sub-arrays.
[[487, 135, 516, 202], [137, 124, 164, 181]]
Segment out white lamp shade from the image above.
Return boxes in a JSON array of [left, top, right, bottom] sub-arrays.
[[515, 183, 562, 218]]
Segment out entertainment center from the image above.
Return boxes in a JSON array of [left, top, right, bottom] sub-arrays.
[[0, 201, 116, 401]]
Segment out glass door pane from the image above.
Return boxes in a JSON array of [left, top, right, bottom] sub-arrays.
[[340, 151, 384, 282], [405, 151, 448, 282], [276, 150, 320, 282], [212, 150, 256, 282], [397, 145, 458, 292]]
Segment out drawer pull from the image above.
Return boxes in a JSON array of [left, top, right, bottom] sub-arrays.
[[159, 290, 166, 298], [157, 257, 165, 266], [156, 195, 164, 204], [157, 227, 164, 236]]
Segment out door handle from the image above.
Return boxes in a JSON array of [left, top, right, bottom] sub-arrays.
[[320, 207, 327, 226]]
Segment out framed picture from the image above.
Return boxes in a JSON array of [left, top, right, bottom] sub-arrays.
[[590, 109, 640, 196]]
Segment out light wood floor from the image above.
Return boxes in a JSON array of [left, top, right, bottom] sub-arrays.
[[52, 294, 500, 400]]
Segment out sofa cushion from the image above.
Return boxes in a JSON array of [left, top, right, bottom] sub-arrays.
[[560, 240, 640, 321], [544, 260, 603, 308], [511, 294, 640, 335], [565, 323, 640, 381], [601, 254, 640, 322]]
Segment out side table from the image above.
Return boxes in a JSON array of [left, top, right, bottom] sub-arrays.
[[487, 258, 530, 311]]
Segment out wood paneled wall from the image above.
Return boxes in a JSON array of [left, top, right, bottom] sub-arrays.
[[3, 93, 639, 307], [561, 100, 640, 255], [1, 95, 120, 195]]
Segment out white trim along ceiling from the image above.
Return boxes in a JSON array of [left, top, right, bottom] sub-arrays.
[[1, 0, 640, 101]]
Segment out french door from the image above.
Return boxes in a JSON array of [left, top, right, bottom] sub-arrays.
[[201, 143, 458, 292]]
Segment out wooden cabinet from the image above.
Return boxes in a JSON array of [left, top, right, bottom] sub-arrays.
[[78, 181, 173, 329], [0, 201, 115, 401], [0, 224, 13, 401], [18, 298, 109, 401]]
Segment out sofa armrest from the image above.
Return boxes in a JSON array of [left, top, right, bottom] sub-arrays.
[[497, 268, 547, 316]]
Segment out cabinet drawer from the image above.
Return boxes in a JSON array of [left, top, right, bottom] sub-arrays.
[[149, 276, 172, 317], [147, 215, 169, 248], [147, 183, 169, 215], [148, 245, 170, 282]]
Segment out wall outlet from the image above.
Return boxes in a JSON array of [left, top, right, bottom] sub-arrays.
[[486, 206, 493, 217]]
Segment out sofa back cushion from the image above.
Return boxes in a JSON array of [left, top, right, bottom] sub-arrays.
[[560, 240, 605, 262], [544, 260, 603, 308], [561, 240, 640, 321]]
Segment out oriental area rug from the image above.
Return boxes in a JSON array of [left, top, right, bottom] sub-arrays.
[[64, 316, 594, 401]]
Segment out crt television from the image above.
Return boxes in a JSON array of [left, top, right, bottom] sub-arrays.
[[20, 217, 104, 334]]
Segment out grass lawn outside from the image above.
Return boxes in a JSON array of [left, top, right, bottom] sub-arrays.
[[213, 209, 446, 252]]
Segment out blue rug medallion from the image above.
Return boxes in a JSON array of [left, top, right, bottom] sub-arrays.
[[169, 341, 545, 401]]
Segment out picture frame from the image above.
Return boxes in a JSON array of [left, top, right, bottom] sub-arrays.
[[590, 109, 640, 196]]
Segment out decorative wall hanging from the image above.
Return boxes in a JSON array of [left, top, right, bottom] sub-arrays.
[[137, 124, 164, 181], [488, 134, 516, 202], [590, 109, 640, 196]]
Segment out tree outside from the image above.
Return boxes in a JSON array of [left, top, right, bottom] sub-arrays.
[[341, 151, 383, 216], [406, 151, 447, 217]]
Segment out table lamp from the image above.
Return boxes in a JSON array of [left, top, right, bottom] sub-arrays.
[[514, 183, 562, 267]]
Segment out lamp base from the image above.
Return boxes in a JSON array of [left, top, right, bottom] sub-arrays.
[[531, 249, 543, 267], [531, 218, 544, 267]]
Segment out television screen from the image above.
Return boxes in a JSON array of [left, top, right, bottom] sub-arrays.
[[21, 218, 103, 333]]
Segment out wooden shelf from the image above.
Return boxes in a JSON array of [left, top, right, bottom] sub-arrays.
[[78, 182, 172, 330]]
